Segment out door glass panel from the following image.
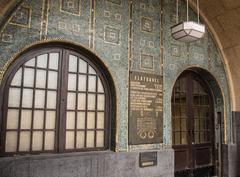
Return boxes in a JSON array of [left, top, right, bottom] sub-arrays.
[[89, 66, 96, 74], [22, 89, 33, 108], [65, 131, 75, 149], [35, 90, 45, 108], [68, 74, 77, 91], [46, 111, 56, 129], [11, 68, 22, 86], [32, 131, 43, 151], [44, 131, 55, 150], [181, 132, 187, 144], [88, 76, 96, 92], [96, 131, 104, 147], [5, 131, 18, 152], [78, 75, 87, 91], [69, 55, 78, 72], [79, 59, 87, 73], [36, 70, 46, 88], [7, 109, 19, 129], [48, 71, 58, 89], [19, 131, 31, 151], [174, 119, 180, 131], [23, 68, 35, 87], [25, 58, 35, 67], [86, 131, 94, 147], [77, 112, 85, 129], [33, 111, 44, 129], [8, 88, 21, 107], [37, 54, 48, 68], [49, 53, 59, 70], [21, 110, 32, 129], [174, 132, 181, 145], [76, 131, 85, 148], [181, 119, 187, 131], [78, 93, 86, 110]]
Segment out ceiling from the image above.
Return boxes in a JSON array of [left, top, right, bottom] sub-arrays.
[[0, 0, 240, 110]]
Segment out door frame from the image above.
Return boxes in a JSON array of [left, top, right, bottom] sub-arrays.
[[172, 69, 223, 177]]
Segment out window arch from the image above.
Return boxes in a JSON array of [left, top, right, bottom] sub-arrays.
[[0, 46, 112, 155]]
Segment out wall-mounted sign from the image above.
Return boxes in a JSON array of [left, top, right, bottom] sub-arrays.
[[139, 152, 157, 168], [129, 71, 163, 145]]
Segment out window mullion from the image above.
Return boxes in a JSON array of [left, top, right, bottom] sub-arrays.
[[58, 49, 69, 152]]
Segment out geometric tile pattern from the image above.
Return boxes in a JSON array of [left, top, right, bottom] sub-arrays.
[[141, 17, 154, 33], [9, 6, 31, 28], [106, 0, 122, 5], [60, 0, 81, 16], [141, 54, 154, 70], [104, 26, 121, 45]]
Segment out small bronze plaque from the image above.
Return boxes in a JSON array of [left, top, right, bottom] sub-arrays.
[[139, 152, 157, 168]]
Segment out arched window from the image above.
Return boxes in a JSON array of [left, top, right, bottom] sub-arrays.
[[0, 47, 111, 155]]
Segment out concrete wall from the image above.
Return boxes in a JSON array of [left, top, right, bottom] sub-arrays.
[[0, 149, 174, 177]]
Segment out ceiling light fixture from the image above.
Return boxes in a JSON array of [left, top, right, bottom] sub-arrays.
[[171, 0, 205, 42]]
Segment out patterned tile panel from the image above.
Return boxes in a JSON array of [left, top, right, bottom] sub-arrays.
[[131, 0, 161, 75]]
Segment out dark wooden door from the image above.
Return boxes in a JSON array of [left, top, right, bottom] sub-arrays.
[[172, 71, 214, 175]]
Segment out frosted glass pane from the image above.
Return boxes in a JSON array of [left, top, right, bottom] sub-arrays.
[[97, 95, 105, 110], [97, 112, 104, 129], [96, 131, 104, 147], [46, 111, 56, 129], [47, 91, 57, 109], [89, 66, 96, 74], [45, 131, 55, 150], [36, 70, 46, 88], [37, 54, 48, 68], [87, 112, 95, 129], [22, 89, 33, 108], [32, 131, 43, 151], [67, 93, 76, 109], [88, 76, 96, 92], [7, 109, 19, 129], [78, 93, 86, 110], [65, 131, 75, 149], [78, 75, 86, 91], [68, 74, 77, 91], [86, 131, 94, 147], [98, 78, 104, 93], [25, 58, 35, 67], [35, 90, 45, 108], [88, 94, 96, 110], [11, 68, 22, 86], [33, 111, 44, 129], [8, 88, 21, 107], [48, 71, 58, 89], [66, 111, 75, 129], [77, 112, 85, 129], [23, 68, 34, 87], [76, 131, 85, 148], [69, 55, 77, 72], [49, 53, 59, 70], [79, 59, 87, 73], [19, 131, 30, 151], [5, 131, 17, 152], [21, 110, 32, 129]]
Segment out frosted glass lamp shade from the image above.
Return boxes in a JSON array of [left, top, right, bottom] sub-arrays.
[[171, 21, 205, 42]]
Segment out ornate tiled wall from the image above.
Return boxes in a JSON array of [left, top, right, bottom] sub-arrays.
[[0, 0, 232, 151]]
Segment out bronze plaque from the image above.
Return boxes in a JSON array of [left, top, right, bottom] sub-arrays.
[[139, 152, 157, 168], [129, 71, 163, 144]]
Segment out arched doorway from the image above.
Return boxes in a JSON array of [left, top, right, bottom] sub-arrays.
[[172, 70, 219, 177]]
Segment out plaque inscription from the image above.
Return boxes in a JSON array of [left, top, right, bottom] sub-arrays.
[[129, 71, 163, 144]]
